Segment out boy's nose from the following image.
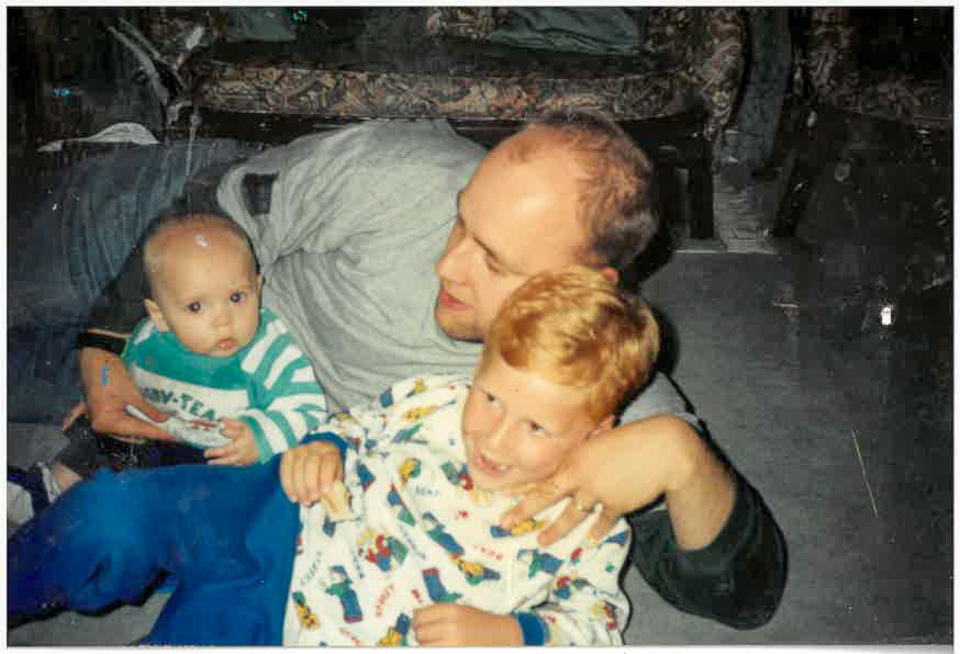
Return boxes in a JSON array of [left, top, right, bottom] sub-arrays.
[[212, 308, 232, 327]]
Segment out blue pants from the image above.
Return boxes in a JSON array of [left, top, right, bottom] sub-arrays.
[[8, 457, 299, 645]]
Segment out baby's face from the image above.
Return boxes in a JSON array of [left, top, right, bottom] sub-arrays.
[[461, 352, 603, 492], [148, 228, 262, 357]]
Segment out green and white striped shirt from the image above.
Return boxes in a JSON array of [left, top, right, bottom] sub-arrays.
[[123, 307, 328, 461]]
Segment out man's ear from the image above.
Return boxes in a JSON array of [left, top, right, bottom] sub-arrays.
[[599, 266, 619, 286], [587, 414, 616, 439], [144, 298, 171, 332]]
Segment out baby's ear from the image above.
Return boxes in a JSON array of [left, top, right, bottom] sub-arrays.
[[256, 274, 264, 292], [587, 415, 616, 439], [144, 298, 171, 332]]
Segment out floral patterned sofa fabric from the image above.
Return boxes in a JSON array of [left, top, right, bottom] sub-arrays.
[[185, 7, 745, 141], [803, 8, 951, 129]]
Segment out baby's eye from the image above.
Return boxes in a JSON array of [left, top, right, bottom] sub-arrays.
[[230, 291, 246, 303], [484, 391, 500, 406], [186, 301, 202, 313]]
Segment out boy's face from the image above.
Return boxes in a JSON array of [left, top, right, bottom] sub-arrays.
[[145, 226, 263, 358], [461, 351, 611, 492]]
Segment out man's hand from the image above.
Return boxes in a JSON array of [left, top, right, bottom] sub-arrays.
[[79, 345, 174, 441], [279, 441, 344, 506], [412, 605, 522, 646], [499, 415, 736, 549], [205, 418, 260, 466]]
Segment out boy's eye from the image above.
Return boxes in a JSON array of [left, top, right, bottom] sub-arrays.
[[528, 421, 549, 437], [186, 301, 202, 313], [484, 391, 501, 406], [230, 291, 246, 303]]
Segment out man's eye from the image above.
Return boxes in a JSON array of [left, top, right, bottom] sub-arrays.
[[186, 302, 202, 313], [230, 291, 246, 303], [485, 256, 504, 275]]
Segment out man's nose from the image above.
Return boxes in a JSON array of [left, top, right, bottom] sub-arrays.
[[435, 229, 471, 281]]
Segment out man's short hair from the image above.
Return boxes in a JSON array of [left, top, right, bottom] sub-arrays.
[[142, 211, 258, 296], [520, 111, 658, 274], [484, 265, 660, 419]]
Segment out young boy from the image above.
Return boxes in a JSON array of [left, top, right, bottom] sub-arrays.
[[8, 212, 328, 522], [8, 266, 658, 646], [281, 265, 660, 646]]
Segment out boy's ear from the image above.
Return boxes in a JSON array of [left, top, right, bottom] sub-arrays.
[[587, 414, 616, 439], [144, 298, 171, 332], [256, 274, 264, 292]]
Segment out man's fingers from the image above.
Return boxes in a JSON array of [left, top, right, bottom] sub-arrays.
[[60, 402, 87, 431], [499, 473, 570, 530], [537, 500, 590, 547], [587, 508, 621, 544], [130, 399, 169, 424], [103, 413, 175, 441]]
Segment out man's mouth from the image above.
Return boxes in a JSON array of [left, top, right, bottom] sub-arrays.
[[438, 287, 469, 311]]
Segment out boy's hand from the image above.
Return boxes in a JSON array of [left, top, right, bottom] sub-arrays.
[[279, 441, 343, 506], [412, 605, 522, 646], [80, 346, 175, 441], [205, 418, 260, 466]]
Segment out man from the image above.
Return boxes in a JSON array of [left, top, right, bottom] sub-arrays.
[[14, 113, 785, 633]]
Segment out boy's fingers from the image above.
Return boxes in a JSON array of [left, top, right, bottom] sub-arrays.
[[318, 454, 341, 494], [280, 453, 296, 501]]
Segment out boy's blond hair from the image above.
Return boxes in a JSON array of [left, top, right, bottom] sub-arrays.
[[484, 266, 660, 420]]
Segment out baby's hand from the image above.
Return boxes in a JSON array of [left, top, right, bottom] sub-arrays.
[[280, 441, 343, 506], [204, 418, 260, 466]]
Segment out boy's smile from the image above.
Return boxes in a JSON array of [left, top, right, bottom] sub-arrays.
[[461, 352, 608, 493]]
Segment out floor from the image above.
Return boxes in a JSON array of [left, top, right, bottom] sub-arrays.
[[7, 111, 953, 645]]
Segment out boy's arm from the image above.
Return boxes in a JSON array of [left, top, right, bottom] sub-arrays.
[[514, 525, 632, 646]]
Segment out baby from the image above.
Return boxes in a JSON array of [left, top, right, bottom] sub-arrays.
[[9, 212, 328, 521], [283, 265, 660, 646]]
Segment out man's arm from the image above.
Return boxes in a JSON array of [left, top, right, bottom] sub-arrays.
[[500, 411, 787, 629]]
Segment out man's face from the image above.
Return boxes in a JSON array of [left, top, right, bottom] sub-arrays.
[[461, 352, 605, 492], [434, 133, 594, 341]]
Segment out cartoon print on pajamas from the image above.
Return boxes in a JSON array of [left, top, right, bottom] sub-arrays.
[[490, 517, 545, 538], [386, 483, 415, 526], [379, 613, 412, 646], [592, 600, 619, 631], [422, 567, 462, 603], [292, 591, 319, 630], [325, 566, 363, 624], [422, 512, 464, 557], [391, 423, 426, 445], [359, 530, 409, 572], [456, 557, 501, 585], [600, 529, 630, 548], [398, 458, 422, 486], [518, 548, 563, 578], [440, 460, 493, 506], [356, 460, 376, 491], [554, 575, 591, 600]]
